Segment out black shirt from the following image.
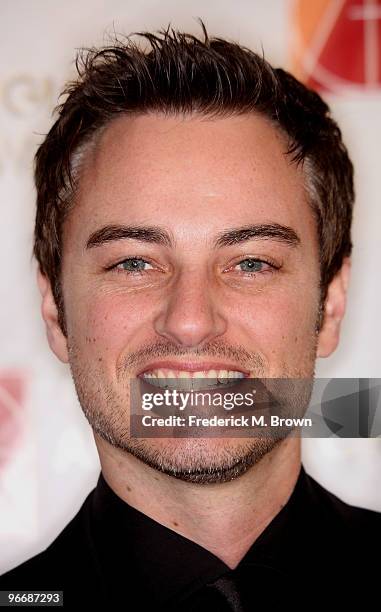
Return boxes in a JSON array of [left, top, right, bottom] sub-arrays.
[[0, 465, 379, 609]]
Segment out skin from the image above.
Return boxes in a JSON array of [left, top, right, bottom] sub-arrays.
[[38, 112, 351, 568]]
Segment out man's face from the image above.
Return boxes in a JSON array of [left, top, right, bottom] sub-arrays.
[[45, 112, 324, 482]]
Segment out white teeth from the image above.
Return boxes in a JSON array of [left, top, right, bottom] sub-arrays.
[[141, 368, 245, 389], [218, 371, 231, 383], [206, 370, 217, 379], [142, 368, 245, 378]]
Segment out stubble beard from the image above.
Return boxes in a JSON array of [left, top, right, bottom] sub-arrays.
[[67, 326, 319, 485]]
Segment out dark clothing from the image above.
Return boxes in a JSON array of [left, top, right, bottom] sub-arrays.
[[0, 465, 379, 609]]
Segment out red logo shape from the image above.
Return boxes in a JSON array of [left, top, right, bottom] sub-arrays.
[[0, 373, 27, 469], [291, 0, 381, 92]]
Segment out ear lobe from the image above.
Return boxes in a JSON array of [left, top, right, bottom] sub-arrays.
[[37, 268, 69, 364], [317, 258, 351, 359]]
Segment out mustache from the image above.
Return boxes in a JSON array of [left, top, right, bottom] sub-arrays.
[[117, 340, 267, 375]]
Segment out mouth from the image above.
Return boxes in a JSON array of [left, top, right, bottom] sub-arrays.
[[138, 365, 248, 390]]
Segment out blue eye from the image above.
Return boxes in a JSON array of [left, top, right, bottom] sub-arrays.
[[236, 259, 268, 273], [116, 258, 153, 272]]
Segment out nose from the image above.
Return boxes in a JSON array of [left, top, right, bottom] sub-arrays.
[[153, 268, 228, 348]]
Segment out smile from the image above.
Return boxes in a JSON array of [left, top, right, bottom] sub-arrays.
[[140, 368, 246, 390]]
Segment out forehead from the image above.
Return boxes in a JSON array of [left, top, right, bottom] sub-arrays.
[[65, 112, 314, 245]]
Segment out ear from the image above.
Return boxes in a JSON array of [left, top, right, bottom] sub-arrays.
[[317, 257, 351, 358], [37, 269, 69, 364]]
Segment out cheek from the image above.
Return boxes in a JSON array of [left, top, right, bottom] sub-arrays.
[[66, 289, 154, 360], [228, 284, 319, 364]]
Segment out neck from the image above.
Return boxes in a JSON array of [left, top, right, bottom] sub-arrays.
[[95, 435, 301, 569]]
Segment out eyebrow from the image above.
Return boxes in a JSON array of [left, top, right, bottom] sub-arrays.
[[85, 222, 301, 250], [214, 224, 301, 248], [86, 225, 172, 249]]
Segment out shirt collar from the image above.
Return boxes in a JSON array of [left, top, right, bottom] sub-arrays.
[[89, 464, 310, 606]]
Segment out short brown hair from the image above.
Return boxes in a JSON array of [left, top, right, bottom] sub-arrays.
[[33, 20, 354, 336]]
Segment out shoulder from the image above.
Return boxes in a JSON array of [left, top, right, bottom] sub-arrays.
[[300, 468, 381, 568], [294, 470, 381, 602], [304, 469, 380, 531], [0, 490, 96, 592]]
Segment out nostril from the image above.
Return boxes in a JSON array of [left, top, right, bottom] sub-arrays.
[[153, 296, 228, 349]]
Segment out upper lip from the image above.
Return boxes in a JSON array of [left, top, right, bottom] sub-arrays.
[[137, 361, 250, 376]]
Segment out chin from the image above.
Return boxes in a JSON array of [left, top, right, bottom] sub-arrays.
[[121, 436, 280, 484]]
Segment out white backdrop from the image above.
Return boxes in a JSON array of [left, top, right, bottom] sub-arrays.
[[1, 0, 380, 574]]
